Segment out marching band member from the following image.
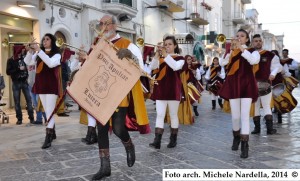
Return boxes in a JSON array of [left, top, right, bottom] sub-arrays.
[[205, 57, 225, 110], [281, 49, 298, 78], [79, 15, 149, 180], [72, 52, 99, 145], [149, 35, 185, 149], [69, 45, 98, 145], [24, 33, 62, 149], [251, 34, 282, 135], [192, 56, 206, 85], [176, 55, 198, 124], [189, 56, 205, 116], [271, 50, 292, 124], [219, 29, 260, 158]]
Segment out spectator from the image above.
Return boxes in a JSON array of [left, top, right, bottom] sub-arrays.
[[6, 46, 34, 125]]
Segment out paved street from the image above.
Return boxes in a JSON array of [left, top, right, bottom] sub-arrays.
[[0, 87, 300, 181]]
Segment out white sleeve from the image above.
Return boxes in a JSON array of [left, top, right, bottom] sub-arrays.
[[143, 64, 152, 74], [199, 65, 205, 75], [205, 67, 211, 80], [128, 43, 144, 69], [219, 66, 226, 79], [282, 64, 291, 77], [195, 68, 201, 80], [270, 55, 282, 77], [37, 51, 61, 68], [149, 57, 159, 70], [241, 50, 260, 65], [24, 51, 38, 65], [163, 55, 184, 71], [70, 59, 80, 72], [288, 60, 299, 70], [219, 53, 230, 66]]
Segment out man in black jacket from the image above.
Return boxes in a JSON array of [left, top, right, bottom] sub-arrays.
[[6, 47, 34, 125]]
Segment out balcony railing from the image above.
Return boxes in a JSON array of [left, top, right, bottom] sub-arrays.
[[232, 12, 246, 24], [157, 0, 184, 12], [241, 0, 251, 4], [102, 0, 138, 18], [103, 0, 137, 9]]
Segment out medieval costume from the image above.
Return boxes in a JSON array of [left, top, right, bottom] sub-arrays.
[[24, 34, 62, 149], [219, 44, 260, 158], [205, 58, 225, 110], [149, 54, 184, 149], [252, 50, 282, 135]]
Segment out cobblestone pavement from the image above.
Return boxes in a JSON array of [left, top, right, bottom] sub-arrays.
[[0, 87, 300, 181]]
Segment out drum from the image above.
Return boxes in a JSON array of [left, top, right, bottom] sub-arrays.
[[283, 76, 299, 92], [208, 79, 223, 96], [272, 83, 297, 114], [187, 82, 201, 104], [257, 81, 271, 96], [194, 80, 204, 93]]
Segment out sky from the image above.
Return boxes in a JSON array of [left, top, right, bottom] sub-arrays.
[[246, 0, 300, 62]]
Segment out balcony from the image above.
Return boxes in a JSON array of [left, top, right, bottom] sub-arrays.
[[232, 12, 246, 24], [190, 13, 209, 25], [157, 0, 184, 12], [174, 33, 194, 44], [102, 0, 138, 18], [241, 0, 251, 4]]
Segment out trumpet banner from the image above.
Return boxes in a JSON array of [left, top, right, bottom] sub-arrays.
[[67, 38, 141, 125]]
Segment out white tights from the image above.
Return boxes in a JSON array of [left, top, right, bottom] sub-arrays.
[[155, 100, 180, 129], [254, 92, 272, 116], [39, 94, 58, 128], [87, 113, 97, 127], [229, 98, 252, 135]]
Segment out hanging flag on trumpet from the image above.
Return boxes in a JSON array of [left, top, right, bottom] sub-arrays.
[[202, 31, 217, 44]]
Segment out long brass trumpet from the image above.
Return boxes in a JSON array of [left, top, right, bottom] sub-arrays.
[[56, 38, 84, 52]]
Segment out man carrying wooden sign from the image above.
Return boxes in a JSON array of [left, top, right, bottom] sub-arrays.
[[69, 14, 150, 180]]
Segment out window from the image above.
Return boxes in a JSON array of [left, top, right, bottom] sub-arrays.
[[59, 8, 66, 18], [103, 0, 133, 7]]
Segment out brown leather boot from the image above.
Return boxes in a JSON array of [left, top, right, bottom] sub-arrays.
[[251, 116, 261, 134], [212, 100, 216, 110], [122, 138, 135, 167], [240, 135, 249, 158], [167, 128, 178, 148], [277, 113, 282, 123], [41, 128, 54, 149], [193, 106, 199, 116], [82, 126, 98, 145], [92, 149, 111, 180], [231, 129, 241, 150], [218, 98, 223, 108], [149, 128, 164, 149], [265, 115, 277, 135], [53, 124, 56, 140]]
